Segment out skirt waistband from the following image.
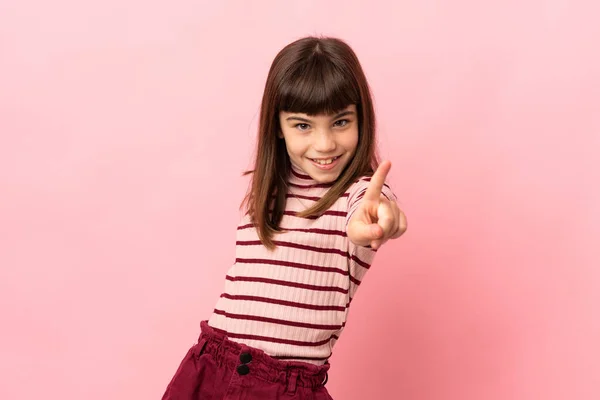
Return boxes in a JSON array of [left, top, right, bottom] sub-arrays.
[[198, 320, 329, 389]]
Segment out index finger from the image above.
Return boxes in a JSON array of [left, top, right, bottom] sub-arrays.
[[363, 160, 392, 202]]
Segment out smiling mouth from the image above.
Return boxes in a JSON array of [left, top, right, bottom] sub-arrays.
[[309, 156, 341, 165]]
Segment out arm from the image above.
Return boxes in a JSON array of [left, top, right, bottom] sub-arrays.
[[346, 161, 407, 250]]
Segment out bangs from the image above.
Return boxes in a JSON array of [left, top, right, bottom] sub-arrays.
[[277, 54, 360, 115]]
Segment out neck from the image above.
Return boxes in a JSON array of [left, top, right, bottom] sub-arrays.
[[287, 162, 335, 189]]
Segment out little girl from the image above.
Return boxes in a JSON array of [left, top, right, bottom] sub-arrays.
[[162, 36, 407, 400]]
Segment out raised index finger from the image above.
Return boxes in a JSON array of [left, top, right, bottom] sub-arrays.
[[363, 160, 392, 202]]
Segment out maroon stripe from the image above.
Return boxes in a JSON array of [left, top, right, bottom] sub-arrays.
[[273, 240, 349, 257], [356, 190, 391, 201], [235, 257, 348, 276], [283, 212, 318, 220], [211, 327, 339, 347], [289, 182, 333, 189], [283, 210, 347, 219], [274, 192, 349, 202], [237, 240, 349, 258], [353, 187, 391, 202], [357, 178, 392, 192], [290, 169, 313, 180], [350, 254, 372, 269], [214, 309, 343, 330], [274, 355, 331, 361], [286, 193, 350, 201], [237, 224, 346, 237], [221, 293, 347, 312], [225, 275, 348, 294], [281, 227, 346, 237], [238, 223, 256, 230], [349, 274, 362, 286]]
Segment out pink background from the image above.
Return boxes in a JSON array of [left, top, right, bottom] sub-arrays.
[[1, 1, 599, 399]]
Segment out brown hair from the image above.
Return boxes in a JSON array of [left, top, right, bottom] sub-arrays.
[[242, 36, 380, 249]]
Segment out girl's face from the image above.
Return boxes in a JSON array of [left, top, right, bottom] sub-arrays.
[[278, 105, 359, 183]]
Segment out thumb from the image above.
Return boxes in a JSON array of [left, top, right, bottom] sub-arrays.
[[348, 220, 383, 245]]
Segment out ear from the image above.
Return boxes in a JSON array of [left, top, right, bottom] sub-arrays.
[[277, 129, 284, 139]]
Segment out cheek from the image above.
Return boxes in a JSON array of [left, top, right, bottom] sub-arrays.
[[343, 129, 359, 152], [282, 135, 308, 156]]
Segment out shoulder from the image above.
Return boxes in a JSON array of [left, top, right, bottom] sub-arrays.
[[346, 176, 397, 203]]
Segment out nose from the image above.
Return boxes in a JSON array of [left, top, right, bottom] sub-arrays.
[[313, 129, 336, 153]]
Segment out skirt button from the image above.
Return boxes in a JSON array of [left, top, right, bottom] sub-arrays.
[[237, 364, 250, 375], [239, 352, 253, 364]]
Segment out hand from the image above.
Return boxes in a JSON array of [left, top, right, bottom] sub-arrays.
[[347, 161, 407, 250]]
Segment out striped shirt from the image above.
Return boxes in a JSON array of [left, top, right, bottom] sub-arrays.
[[207, 164, 396, 365]]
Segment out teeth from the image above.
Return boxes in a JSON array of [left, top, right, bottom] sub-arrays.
[[312, 157, 337, 165]]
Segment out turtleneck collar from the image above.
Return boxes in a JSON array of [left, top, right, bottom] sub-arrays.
[[287, 162, 335, 189]]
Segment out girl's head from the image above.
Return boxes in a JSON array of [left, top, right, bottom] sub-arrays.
[[278, 104, 359, 184], [244, 36, 380, 248]]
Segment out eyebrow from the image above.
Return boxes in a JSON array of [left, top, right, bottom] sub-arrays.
[[285, 110, 355, 123]]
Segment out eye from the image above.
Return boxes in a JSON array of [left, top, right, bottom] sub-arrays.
[[295, 123, 310, 131], [334, 119, 349, 127]]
